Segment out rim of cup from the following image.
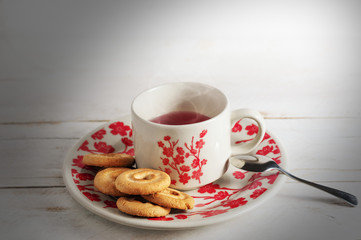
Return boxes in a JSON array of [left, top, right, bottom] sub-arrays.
[[131, 82, 229, 128]]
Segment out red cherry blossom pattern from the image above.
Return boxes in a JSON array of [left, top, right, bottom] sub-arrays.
[[157, 130, 208, 185], [69, 119, 283, 221], [91, 128, 106, 140], [232, 120, 242, 133], [147, 216, 174, 221], [109, 122, 132, 136]]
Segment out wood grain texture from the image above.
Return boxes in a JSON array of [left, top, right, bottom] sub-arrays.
[[0, 183, 360, 240], [1, 119, 360, 188]]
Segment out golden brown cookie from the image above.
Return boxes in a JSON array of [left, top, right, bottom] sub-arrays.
[[116, 196, 171, 217], [142, 188, 194, 210], [94, 167, 131, 196], [82, 153, 134, 167], [115, 168, 170, 195]]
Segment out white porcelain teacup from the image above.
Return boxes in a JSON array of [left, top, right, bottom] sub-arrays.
[[131, 82, 266, 190]]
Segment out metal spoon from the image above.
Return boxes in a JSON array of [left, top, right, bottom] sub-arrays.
[[229, 155, 358, 206]]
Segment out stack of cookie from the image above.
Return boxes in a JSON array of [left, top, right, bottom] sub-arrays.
[[83, 153, 194, 218]]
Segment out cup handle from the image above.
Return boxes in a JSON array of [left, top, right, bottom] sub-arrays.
[[231, 109, 266, 155]]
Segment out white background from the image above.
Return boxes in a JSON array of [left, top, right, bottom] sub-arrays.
[[1, 1, 361, 239]]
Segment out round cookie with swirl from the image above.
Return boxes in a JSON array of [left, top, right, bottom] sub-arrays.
[[94, 167, 131, 196], [115, 168, 170, 195], [142, 188, 194, 210]]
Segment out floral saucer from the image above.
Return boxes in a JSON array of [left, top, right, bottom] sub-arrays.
[[63, 115, 286, 230]]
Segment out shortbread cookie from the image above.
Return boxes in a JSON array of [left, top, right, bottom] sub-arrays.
[[142, 188, 194, 210], [116, 196, 171, 217], [94, 167, 131, 196], [82, 153, 134, 167], [115, 168, 170, 195]]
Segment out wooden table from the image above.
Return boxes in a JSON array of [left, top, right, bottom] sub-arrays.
[[1, 1, 360, 239]]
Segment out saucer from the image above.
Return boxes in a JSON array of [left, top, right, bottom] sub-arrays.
[[63, 115, 286, 230]]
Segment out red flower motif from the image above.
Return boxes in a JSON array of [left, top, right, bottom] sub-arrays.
[[164, 136, 171, 141], [248, 173, 262, 183], [147, 216, 174, 221], [266, 172, 279, 184], [78, 140, 90, 152], [164, 168, 172, 175], [162, 147, 173, 158], [214, 191, 229, 200], [103, 200, 117, 208], [192, 169, 203, 181], [233, 171, 245, 180], [162, 158, 169, 165], [199, 209, 228, 218], [72, 155, 85, 168], [179, 173, 191, 184], [91, 129, 106, 140], [71, 169, 78, 177], [174, 155, 185, 165], [201, 159, 207, 166], [180, 165, 191, 172], [232, 120, 242, 133], [191, 158, 199, 168], [248, 180, 262, 190], [273, 146, 280, 154], [109, 122, 131, 136], [94, 142, 115, 153], [263, 133, 271, 141], [195, 139, 205, 149], [250, 188, 267, 199], [158, 141, 164, 147], [198, 183, 220, 194], [223, 197, 248, 208], [273, 156, 281, 164], [176, 147, 184, 155], [190, 148, 197, 155], [256, 145, 274, 156], [121, 137, 133, 147], [245, 124, 258, 135], [125, 148, 134, 156], [83, 192, 101, 202], [200, 130, 207, 138], [76, 173, 95, 181], [77, 185, 86, 191], [268, 139, 276, 144], [175, 214, 188, 220]]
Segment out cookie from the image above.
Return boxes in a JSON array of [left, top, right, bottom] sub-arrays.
[[116, 196, 171, 217], [115, 168, 170, 195], [94, 167, 131, 196], [142, 188, 194, 210], [82, 153, 135, 167]]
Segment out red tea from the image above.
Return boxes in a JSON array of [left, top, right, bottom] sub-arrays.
[[150, 111, 211, 125]]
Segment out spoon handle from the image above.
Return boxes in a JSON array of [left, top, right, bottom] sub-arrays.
[[276, 166, 358, 206]]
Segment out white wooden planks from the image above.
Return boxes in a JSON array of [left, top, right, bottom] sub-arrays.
[[1, 119, 360, 188], [0, 183, 360, 240]]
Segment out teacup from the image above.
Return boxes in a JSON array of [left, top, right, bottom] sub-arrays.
[[131, 82, 266, 190]]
